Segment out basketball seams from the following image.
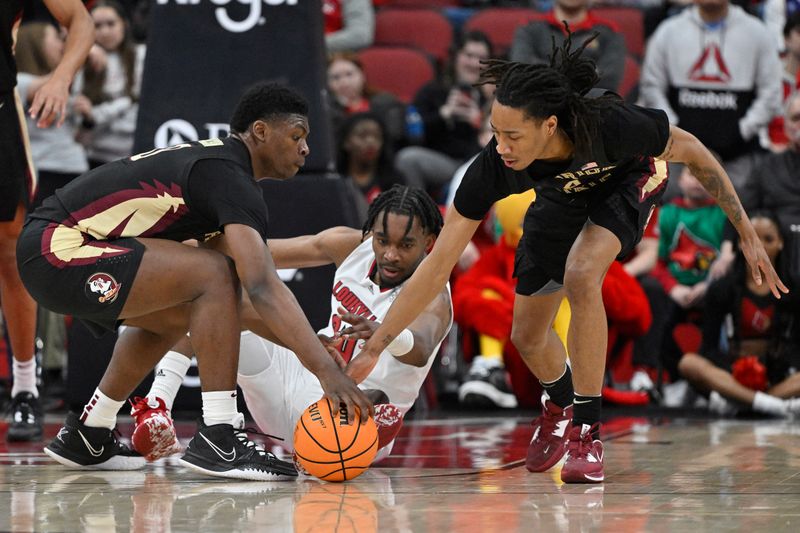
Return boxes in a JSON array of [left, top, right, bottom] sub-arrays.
[[295, 398, 379, 481], [299, 416, 340, 454], [324, 398, 348, 479]]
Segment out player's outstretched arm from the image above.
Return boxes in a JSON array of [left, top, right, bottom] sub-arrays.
[[267, 226, 362, 269], [33, 0, 94, 127], [224, 223, 373, 422], [346, 208, 480, 383], [657, 125, 789, 299]]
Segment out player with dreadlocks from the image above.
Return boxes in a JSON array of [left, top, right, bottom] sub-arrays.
[[129, 185, 452, 464], [349, 28, 788, 483]]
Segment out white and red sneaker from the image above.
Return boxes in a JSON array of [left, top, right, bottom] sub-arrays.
[[130, 396, 181, 461], [561, 423, 604, 484], [526, 395, 572, 472], [374, 403, 403, 449]]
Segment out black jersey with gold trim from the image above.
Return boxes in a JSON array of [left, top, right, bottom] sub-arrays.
[[29, 137, 268, 246], [454, 102, 670, 220]]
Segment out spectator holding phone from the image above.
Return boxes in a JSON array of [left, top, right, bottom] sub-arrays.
[[394, 31, 494, 200]]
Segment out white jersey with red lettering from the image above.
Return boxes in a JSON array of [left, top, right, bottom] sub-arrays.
[[237, 237, 452, 453]]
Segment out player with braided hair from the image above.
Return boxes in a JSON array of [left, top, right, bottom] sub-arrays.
[[349, 28, 788, 483], [131, 185, 451, 463]]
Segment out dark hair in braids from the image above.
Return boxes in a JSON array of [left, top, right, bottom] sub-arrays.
[[362, 185, 443, 239], [477, 23, 621, 154]]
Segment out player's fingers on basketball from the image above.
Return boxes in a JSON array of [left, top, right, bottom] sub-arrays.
[[350, 389, 373, 423]]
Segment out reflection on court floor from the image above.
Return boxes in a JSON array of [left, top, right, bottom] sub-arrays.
[[1, 414, 799, 531]]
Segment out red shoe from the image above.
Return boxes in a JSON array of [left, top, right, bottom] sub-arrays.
[[374, 403, 403, 449], [130, 396, 181, 461], [526, 395, 572, 472], [561, 423, 604, 484]]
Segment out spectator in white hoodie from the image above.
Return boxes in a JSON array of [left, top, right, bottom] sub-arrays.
[[641, 0, 782, 192]]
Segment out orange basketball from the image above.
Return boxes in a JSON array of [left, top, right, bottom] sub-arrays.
[[294, 397, 379, 482]]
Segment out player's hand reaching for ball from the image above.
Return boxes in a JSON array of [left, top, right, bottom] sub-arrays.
[[317, 366, 374, 424], [335, 306, 379, 341], [345, 345, 381, 384]]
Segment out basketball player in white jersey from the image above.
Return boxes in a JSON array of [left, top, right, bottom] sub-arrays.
[[130, 186, 453, 465]]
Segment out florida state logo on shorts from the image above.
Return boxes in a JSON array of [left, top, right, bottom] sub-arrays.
[[85, 272, 122, 304]]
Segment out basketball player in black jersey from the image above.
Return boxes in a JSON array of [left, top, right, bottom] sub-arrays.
[[2, 0, 93, 442], [16, 82, 373, 480], [347, 31, 789, 483]]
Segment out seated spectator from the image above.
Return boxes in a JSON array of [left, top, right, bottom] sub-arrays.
[[336, 112, 402, 206], [634, 165, 727, 386], [15, 22, 89, 205], [509, 0, 626, 93], [73, 0, 145, 167], [394, 31, 493, 198], [679, 212, 800, 417], [327, 52, 407, 149], [324, 0, 374, 52]]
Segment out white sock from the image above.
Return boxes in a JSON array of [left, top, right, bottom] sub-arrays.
[[82, 389, 124, 429], [11, 358, 38, 398], [202, 390, 241, 427], [752, 391, 788, 416], [147, 351, 192, 411]]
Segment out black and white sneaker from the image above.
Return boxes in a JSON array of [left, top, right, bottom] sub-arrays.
[[7, 392, 44, 442], [179, 421, 298, 481], [43, 412, 146, 470], [458, 355, 518, 408]]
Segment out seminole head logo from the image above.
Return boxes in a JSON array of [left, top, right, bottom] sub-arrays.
[[85, 273, 122, 304]]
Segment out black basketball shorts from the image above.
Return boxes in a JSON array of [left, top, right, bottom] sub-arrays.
[[17, 218, 145, 336], [515, 159, 668, 296]]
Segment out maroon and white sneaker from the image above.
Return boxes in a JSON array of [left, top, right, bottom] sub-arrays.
[[130, 397, 181, 461], [374, 403, 403, 449], [526, 395, 572, 472], [561, 423, 604, 484]]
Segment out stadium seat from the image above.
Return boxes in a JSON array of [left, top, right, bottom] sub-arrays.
[[463, 8, 541, 58], [618, 55, 641, 102], [374, 8, 454, 66], [593, 7, 645, 59], [358, 46, 436, 104]]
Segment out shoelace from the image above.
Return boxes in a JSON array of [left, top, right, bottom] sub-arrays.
[[234, 427, 284, 459], [571, 423, 601, 458], [532, 409, 558, 441]]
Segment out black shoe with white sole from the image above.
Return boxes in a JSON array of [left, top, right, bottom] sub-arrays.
[[7, 392, 43, 442], [179, 421, 297, 481], [44, 412, 146, 470], [458, 356, 519, 409]]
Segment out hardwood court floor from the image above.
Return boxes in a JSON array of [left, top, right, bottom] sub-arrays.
[[1, 412, 799, 532]]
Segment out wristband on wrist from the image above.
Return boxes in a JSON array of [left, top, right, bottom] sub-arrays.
[[386, 329, 414, 357]]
